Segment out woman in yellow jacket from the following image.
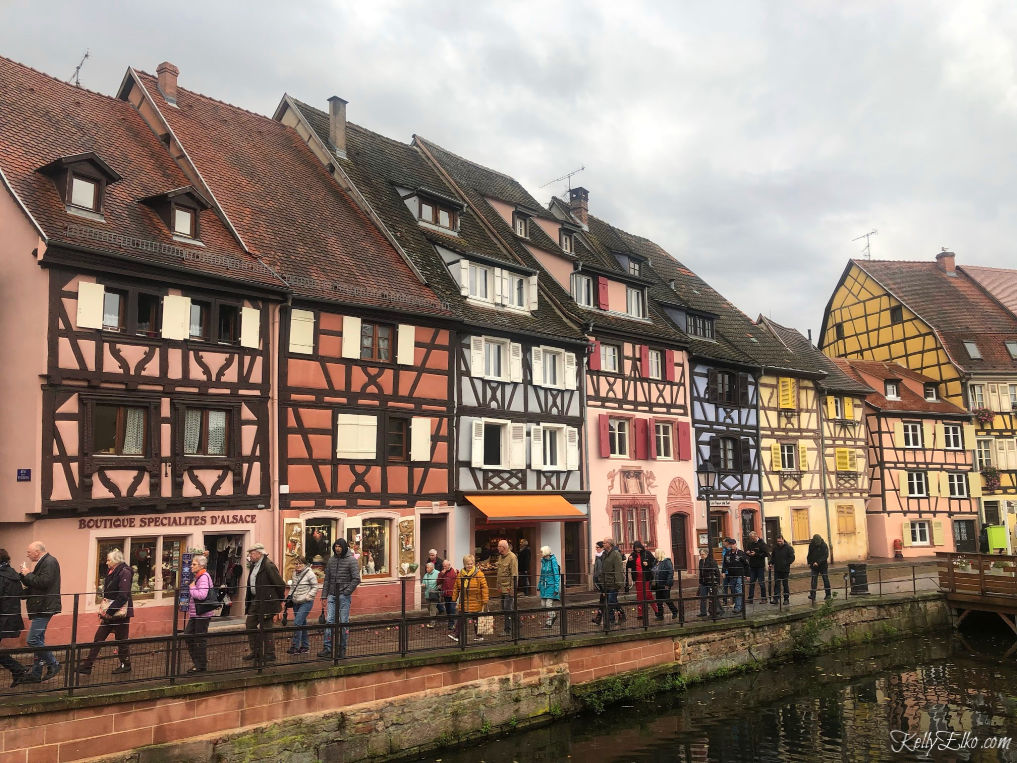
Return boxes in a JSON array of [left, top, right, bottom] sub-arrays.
[[451, 554, 489, 643]]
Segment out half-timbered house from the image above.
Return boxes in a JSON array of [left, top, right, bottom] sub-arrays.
[[821, 251, 1017, 552], [120, 66, 456, 613], [0, 57, 287, 632], [758, 320, 872, 563], [832, 360, 978, 557], [272, 100, 589, 585]]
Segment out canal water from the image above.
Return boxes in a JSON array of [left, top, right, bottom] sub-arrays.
[[420, 616, 1017, 762]]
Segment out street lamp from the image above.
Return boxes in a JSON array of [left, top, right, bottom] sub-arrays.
[[697, 464, 717, 553]]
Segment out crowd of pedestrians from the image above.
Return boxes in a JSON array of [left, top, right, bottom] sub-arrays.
[[0, 532, 839, 687]]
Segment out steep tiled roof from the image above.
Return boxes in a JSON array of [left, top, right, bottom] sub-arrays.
[[416, 138, 685, 345], [131, 72, 449, 317], [856, 259, 1017, 373], [287, 101, 582, 342], [963, 265, 1017, 318], [760, 319, 872, 395], [0, 57, 282, 289], [831, 358, 969, 416]]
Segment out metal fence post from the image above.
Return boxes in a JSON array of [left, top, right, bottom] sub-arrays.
[[66, 593, 79, 696], [400, 577, 408, 657], [558, 573, 567, 639], [513, 575, 519, 643], [912, 565, 917, 597], [878, 567, 883, 598], [676, 571, 685, 626], [169, 587, 181, 684]]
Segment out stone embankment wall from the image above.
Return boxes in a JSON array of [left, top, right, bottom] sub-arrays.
[[0, 594, 950, 763]]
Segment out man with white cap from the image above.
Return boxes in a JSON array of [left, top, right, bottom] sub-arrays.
[[242, 543, 285, 664]]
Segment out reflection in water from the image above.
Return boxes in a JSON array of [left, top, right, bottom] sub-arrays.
[[420, 617, 1017, 762]]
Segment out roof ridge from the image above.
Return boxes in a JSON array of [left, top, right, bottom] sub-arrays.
[[0, 54, 123, 104], [135, 69, 279, 126], [413, 135, 521, 185]]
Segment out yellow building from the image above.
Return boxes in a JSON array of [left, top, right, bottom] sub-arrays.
[[820, 251, 1017, 551]]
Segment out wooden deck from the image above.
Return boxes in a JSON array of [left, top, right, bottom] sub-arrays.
[[937, 552, 1017, 638]]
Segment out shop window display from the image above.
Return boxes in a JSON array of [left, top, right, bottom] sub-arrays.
[[93, 535, 186, 604], [303, 519, 336, 582], [359, 518, 390, 578]]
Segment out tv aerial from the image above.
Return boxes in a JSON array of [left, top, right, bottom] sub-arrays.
[[852, 229, 877, 259], [540, 165, 585, 190], [68, 50, 90, 88]]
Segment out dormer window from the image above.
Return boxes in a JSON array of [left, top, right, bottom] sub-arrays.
[[687, 313, 715, 339], [1006, 341, 1017, 360], [419, 199, 458, 230], [885, 380, 900, 400], [37, 152, 122, 218], [924, 383, 938, 401], [626, 287, 646, 319], [468, 263, 491, 300], [963, 341, 982, 359], [140, 186, 209, 241], [513, 212, 530, 238], [628, 259, 642, 278], [560, 230, 574, 254]]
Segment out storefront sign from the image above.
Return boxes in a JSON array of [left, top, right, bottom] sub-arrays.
[[76, 513, 259, 530], [16, 468, 30, 482]]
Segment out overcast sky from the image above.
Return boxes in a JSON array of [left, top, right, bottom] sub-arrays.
[[4, 1, 1017, 339]]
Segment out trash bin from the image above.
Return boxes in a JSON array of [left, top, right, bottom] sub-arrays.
[[849, 563, 870, 595], [986, 525, 1008, 554]]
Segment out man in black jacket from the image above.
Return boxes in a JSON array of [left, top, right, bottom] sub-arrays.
[[19, 541, 61, 682], [242, 543, 286, 664], [0, 548, 27, 686], [744, 531, 770, 605], [723, 538, 748, 614], [319, 538, 360, 658], [807, 534, 832, 601], [770, 536, 795, 605]]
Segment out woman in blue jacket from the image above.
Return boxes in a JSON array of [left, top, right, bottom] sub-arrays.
[[537, 546, 561, 628]]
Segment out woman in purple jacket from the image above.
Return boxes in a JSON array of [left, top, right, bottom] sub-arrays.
[[184, 554, 215, 673], [77, 548, 134, 675]]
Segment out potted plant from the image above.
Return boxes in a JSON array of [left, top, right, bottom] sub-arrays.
[[981, 466, 1001, 492], [974, 408, 995, 427], [953, 557, 971, 572]]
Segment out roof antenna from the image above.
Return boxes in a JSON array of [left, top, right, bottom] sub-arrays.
[[540, 165, 585, 191], [68, 49, 90, 88], [852, 229, 877, 260]]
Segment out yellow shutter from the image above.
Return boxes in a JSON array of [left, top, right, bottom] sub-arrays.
[[893, 421, 904, 448], [898, 470, 909, 497], [928, 471, 940, 497], [792, 509, 810, 542], [940, 471, 950, 498], [770, 442, 783, 471], [848, 449, 860, 472], [835, 447, 850, 472], [798, 441, 809, 471], [826, 396, 837, 420], [932, 520, 945, 546], [963, 423, 976, 450], [968, 472, 982, 498], [923, 421, 935, 448], [844, 397, 854, 420], [902, 521, 912, 547], [779, 377, 795, 409], [935, 422, 945, 448]]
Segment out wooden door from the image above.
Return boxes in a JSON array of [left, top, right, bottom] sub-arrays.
[[953, 519, 976, 553], [670, 513, 688, 570]]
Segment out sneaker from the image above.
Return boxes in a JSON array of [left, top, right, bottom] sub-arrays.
[[426, 623, 435, 628], [76, 664, 92, 675], [186, 666, 206, 674], [448, 634, 459, 642], [242, 653, 258, 661], [111, 663, 132, 674], [298, 647, 309, 654], [316, 649, 332, 658], [475, 636, 484, 642], [42, 663, 61, 681], [10, 672, 28, 687]]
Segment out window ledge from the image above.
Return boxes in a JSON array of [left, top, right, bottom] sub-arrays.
[[418, 220, 459, 236], [173, 235, 204, 246], [66, 205, 106, 223]]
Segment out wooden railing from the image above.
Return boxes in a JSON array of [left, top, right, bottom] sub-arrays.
[[936, 552, 1017, 600]]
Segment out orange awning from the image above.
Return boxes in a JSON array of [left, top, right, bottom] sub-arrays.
[[465, 494, 585, 522]]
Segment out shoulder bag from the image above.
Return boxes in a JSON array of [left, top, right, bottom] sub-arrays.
[[98, 598, 127, 621], [193, 573, 221, 616], [476, 606, 494, 636]]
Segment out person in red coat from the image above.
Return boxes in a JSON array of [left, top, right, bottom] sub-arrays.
[[626, 541, 660, 618]]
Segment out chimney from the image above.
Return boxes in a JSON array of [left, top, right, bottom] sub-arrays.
[[328, 96, 348, 157], [156, 61, 179, 106], [569, 186, 589, 228], [936, 248, 956, 274]]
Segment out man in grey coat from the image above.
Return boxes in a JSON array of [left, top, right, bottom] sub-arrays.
[[319, 538, 360, 658]]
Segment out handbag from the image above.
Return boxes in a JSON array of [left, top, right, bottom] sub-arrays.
[[476, 608, 494, 636], [98, 598, 127, 621]]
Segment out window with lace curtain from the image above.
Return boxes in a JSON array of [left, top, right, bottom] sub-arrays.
[[183, 408, 230, 456], [93, 404, 147, 456]]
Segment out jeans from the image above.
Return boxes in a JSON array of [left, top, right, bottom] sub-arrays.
[[722, 575, 733, 605], [605, 590, 625, 624], [83, 620, 130, 667], [810, 566, 832, 599], [747, 567, 767, 602], [184, 616, 210, 670], [773, 571, 790, 602], [0, 637, 25, 677], [27, 616, 57, 678], [439, 596, 456, 629], [290, 600, 313, 649], [324, 593, 351, 654], [500, 593, 515, 635], [697, 584, 717, 616], [730, 577, 745, 612]]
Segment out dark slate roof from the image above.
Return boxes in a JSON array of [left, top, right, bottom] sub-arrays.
[[0, 56, 283, 290], [415, 137, 686, 345], [131, 72, 449, 317], [855, 259, 1017, 374], [289, 101, 583, 342], [831, 358, 970, 416], [759, 318, 872, 395]]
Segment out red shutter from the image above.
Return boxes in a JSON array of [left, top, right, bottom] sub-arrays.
[[648, 417, 657, 459], [596, 276, 609, 309], [588, 340, 601, 371], [598, 414, 610, 458], [633, 418, 648, 460], [639, 345, 650, 377], [665, 349, 676, 382], [677, 421, 692, 461]]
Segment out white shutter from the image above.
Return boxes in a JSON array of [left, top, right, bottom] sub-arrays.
[[565, 353, 578, 390], [892, 421, 904, 448], [1002, 438, 1017, 470], [939, 471, 950, 498], [76, 281, 105, 329], [471, 419, 485, 468], [240, 306, 261, 349], [458, 259, 469, 296], [161, 295, 192, 340], [341, 315, 361, 359], [288, 309, 315, 354], [531, 347, 544, 387], [410, 417, 432, 461], [530, 424, 544, 470], [397, 324, 416, 365], [988, 384, 1002, 412], [923, 421, 935, 448], [336, 414, 376, 459], [492, 267, 504, 305], [969, 472, 983, 498], [502, 270, 512, 306], [566, 426, 580, 470], [528, 274, 539, 310], [509, 423, 526, 469], [928, 471, 940, 497], [509, 343, 523, 382], [470, 336, 485, 378]]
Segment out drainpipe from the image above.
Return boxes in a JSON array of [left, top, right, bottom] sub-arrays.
[[581, 342, 593, 587], [754, 369, 765, 535], [818, 387, 834, 564]]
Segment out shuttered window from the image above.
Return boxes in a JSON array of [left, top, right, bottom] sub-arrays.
[[778, 377, 795, 409], [336, 414, 377, 460], [791, 508, 810, 543], [836, 505, 856, 534], [835, 447, 858, 472]]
